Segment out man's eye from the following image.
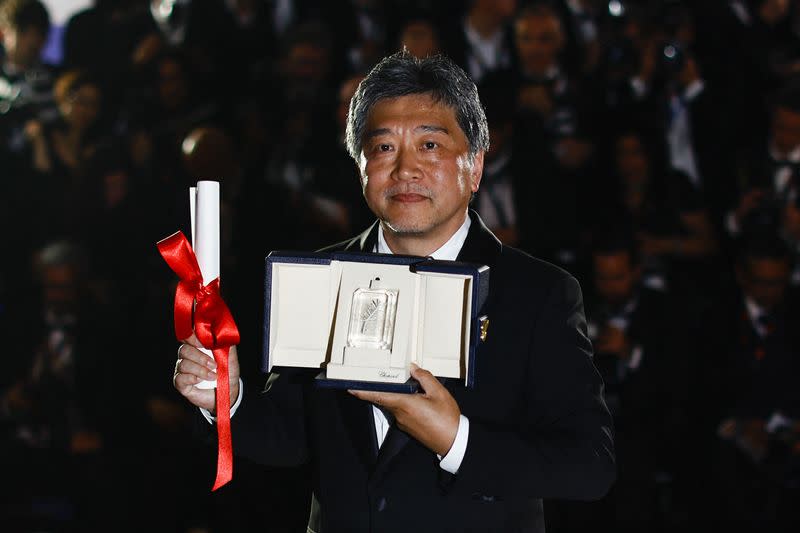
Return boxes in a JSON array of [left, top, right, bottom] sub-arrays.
[[424, 141, 437, 150], [379, 144, 392, 152]]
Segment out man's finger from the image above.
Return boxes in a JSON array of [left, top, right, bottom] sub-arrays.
[[178, 343, 217, 369], [349, 389, 407, 409], [409, 364, 441, 395], [176, 358, 217, 381], [174, 371, 202, 391]]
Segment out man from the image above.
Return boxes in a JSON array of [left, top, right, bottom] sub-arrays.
[[503, 3, 597, 270], [699, 232, 800, 529], [727, 82, 800, 241], [0, 0, 57, 155], [173, 51, 615, 532], [584, 231, 687, 529]]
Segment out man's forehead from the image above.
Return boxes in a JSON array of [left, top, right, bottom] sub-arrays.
[[369, 93, 454, 114], [365, 94, 460, 130]]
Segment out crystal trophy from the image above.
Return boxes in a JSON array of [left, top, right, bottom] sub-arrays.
[[347, 277, 398, 350]]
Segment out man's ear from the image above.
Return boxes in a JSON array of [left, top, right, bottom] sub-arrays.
[[470, 151, 485, 192]]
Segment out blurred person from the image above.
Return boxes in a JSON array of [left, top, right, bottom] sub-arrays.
[[0, 0, 57, 155], [125, 48, 221, 214], [699, 233, 800, 531], [63, 0, 159, 114], [146, 0, 289, 96], [441, 0, 518, 83], [25, 69, 104, 178], [549, 229, 688, 531], [259, 22, 363, 250], [553, 0, 604, 76], [0, 0, 57, 311], [726, 82, 800, 259], [492, 2, 597, 271], [596, 129, 719, 298], [0, 241, 140, 531], [603, 2, 727, 223], [14, 70, 107, 252]]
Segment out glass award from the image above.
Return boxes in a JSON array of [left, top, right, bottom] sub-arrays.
[[347, 277, 398, 350]]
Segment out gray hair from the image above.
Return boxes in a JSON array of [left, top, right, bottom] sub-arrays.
[[345, 51, 490, 163]]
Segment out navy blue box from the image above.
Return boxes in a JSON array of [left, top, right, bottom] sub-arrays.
[[263, 250, 489, 392]]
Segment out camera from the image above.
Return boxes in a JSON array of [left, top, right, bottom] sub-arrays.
[[659, 40, 686, 78]]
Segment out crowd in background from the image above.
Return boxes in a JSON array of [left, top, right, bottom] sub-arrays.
[[0, 0, 799, 531]]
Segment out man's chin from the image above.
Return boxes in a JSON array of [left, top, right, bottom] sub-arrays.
[[381, 219, 430, 236]]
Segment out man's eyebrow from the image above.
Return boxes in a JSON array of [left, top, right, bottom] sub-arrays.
[[363, 128, 391, 140], [363, 125, 450, 140], [417, 125, 449, 134]]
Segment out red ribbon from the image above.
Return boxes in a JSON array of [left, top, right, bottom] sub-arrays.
[[157, 231, 239, 491]]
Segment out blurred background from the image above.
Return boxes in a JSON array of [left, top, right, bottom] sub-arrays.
[[0, 0, 799, 531]]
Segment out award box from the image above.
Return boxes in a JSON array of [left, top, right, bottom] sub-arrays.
[[263, 251, 490, 392]]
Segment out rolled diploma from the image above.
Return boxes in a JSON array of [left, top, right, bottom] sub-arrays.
[[193, 181, 220, 389]]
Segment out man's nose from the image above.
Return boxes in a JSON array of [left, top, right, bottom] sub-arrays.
[[392, 146, 421, 181]]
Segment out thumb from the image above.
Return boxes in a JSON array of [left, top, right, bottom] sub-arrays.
[[410, 363, 441, 394]]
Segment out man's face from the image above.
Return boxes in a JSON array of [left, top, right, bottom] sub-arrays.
[[771, 107, 800, 156], [515, 14, 563, 76], [358, 93, 483, 241], [3, 27, 46, 68], [62, 84, 101, 130], [400, 20, 439, 59], [616, 135, 649, 182], [593, 252, 639, 307], [42, 264, 79, 316], [738, 257, 791, 311]]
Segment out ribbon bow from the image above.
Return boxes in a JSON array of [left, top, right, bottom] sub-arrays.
[[157, 231, 239, 491]]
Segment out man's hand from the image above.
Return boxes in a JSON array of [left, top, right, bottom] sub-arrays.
[[348, 364, 461, 456], [735, 188, 766, 225], [173, 334, 240, 414]]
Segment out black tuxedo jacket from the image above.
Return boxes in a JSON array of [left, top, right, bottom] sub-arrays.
[[231, 212, 615, 532]]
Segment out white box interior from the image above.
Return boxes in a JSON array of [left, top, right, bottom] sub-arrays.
[[267, 260, 474, 383]]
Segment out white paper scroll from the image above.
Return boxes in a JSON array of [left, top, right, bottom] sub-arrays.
[[191, 180, 220, 389]]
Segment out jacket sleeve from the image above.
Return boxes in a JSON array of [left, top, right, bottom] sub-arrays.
[[225, 369, 312, 468], [452, 274, 616, 501]]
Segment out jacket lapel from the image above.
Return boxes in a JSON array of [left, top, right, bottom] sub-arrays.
[[369, 423, 411, 485], [457, 210, 503, 268]]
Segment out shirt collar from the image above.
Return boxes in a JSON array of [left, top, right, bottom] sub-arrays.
[[744, 295, 766, 326], [376, 214, 471, 260]]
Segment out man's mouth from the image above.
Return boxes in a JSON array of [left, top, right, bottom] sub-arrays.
[[390, 193, 428, 202]]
